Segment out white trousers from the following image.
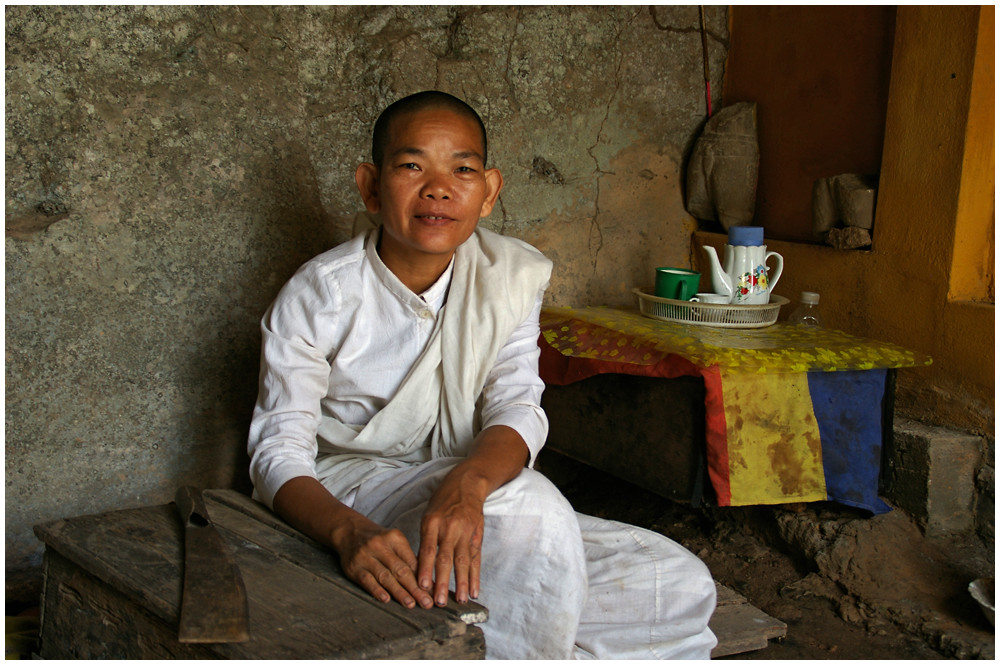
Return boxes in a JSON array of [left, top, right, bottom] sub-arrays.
[[349, 458, 718, 660]]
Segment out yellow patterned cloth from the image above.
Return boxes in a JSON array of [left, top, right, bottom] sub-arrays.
[[540, 306, 931, 373]]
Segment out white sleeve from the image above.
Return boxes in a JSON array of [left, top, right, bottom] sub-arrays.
[[246, 268, 338, 509], [478, 288, 549, 467]]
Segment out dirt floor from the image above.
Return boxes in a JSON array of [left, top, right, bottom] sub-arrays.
[[540, 450, 994, 660]]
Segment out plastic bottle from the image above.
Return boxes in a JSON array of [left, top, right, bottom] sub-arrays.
[[789, 291, 823, 327]]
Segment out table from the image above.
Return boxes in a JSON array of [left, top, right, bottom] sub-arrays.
[[33, 490, 487, 659], [538, 306, 931, 513]]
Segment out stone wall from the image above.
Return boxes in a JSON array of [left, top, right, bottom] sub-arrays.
[[5, 5, 729, 598]]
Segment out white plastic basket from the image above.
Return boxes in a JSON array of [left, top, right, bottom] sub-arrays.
[[634, 288, 788, 328]]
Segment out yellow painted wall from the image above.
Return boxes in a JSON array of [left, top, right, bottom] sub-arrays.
[[696, 6, 994, 434]]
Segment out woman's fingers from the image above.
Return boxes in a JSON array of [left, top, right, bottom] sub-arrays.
[[433, 539, 458, 606], [417, 522, 439, 593], [418, 514, 484, 605], [468, 526, 483, 600], [343, 527, 433, 609]]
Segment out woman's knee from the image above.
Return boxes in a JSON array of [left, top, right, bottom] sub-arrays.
[[483, 468, 585, 566], [486, 467, 573, 515]]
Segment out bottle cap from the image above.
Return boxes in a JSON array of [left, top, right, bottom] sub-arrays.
[[727, 225, 765, 246], [800, 291, 820, 305]]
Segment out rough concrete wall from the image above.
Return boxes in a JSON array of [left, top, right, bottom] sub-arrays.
[[5, 5, 729, 599]]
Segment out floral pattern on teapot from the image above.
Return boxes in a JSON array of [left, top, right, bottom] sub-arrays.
[[735, 266, 769, 302]]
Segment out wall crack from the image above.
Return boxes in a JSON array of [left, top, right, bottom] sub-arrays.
[[584, 8, 640, 273], [649, 6, 730, 48]]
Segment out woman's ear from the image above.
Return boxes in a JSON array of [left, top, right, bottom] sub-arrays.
[[355, 162, 381, 213], [479, 167, 504, 218]]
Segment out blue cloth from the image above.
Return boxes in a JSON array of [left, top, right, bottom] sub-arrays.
[[807, 369, 891, 514]]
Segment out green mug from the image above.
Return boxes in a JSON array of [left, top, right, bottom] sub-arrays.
[[655, 267, 701, 300]]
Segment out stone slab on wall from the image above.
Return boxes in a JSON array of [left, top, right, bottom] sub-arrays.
[[5, 5, 729, 599]]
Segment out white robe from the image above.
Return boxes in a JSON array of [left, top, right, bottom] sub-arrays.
[[252, 219, 718, 658]]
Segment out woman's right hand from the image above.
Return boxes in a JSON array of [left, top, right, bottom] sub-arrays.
[[330, 516, 435, 609], [272, 476, 433, 610]]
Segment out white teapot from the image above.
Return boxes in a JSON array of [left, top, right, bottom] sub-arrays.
[[703, 226, 783, 305]]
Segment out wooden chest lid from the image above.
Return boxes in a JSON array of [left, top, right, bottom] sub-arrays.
[[34, 489, 486, 659]]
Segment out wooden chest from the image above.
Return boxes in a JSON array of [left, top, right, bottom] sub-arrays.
[[33, 489, 487, 659]]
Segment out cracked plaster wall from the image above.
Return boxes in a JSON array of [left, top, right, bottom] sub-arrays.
[[4, 5, 729, 598]]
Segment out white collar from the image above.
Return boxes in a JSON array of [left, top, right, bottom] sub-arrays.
[[365, 227, 454, 315]]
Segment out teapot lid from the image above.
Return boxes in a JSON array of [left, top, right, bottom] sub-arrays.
[[727, 225, 764, 246]]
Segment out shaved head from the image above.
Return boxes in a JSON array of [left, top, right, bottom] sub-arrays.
[[371, 91, 488, 169]]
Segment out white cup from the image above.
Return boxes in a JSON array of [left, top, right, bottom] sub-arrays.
[[690, 292, 730, 304]]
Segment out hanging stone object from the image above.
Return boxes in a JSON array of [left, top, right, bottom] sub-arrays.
[[812, 173, 877, 248], [685, 102, 760, 231]]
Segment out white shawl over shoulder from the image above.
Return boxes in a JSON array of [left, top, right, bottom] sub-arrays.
[[313, 221, 552, 500]]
